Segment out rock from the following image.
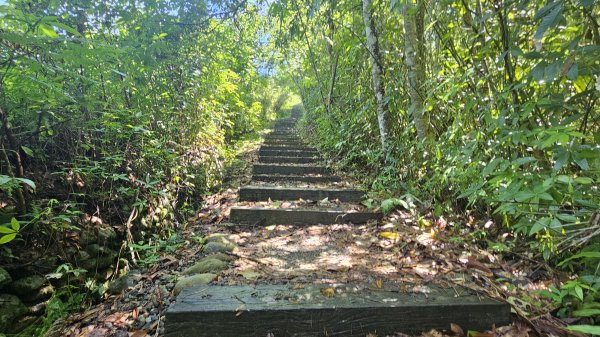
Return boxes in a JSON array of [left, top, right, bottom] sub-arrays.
[[0, 294, 28, 330], [209, 253, 234, 262], [8, 275, 46, 296], [23, 284, 54, 303], [108, 270, 142, 295], [202, 241, 235, 254], [74, 250, 91, 264], [173, 274, 217, 295], [80, 245, 117, 270], [97, 227, 117, 244], [182, 258, 227, 275], [0, 268, 11, 290]]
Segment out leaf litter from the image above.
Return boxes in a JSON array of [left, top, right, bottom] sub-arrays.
[[48, 140, 584, 337]]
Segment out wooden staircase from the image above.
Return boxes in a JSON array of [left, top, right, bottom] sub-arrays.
[[164, 109, 510, 336]]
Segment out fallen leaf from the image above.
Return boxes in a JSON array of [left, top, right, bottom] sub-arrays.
[[467, 331, 494, 337], [320, 287, 335, 298], [379, 232, 401, 240], [131, 331, 149, 337], [326, 264, 350, 272], [239, 269, 261, 280], [451, 323, 465, 336]]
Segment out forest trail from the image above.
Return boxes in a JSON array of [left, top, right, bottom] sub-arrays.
[[163, 106, 510, 336]]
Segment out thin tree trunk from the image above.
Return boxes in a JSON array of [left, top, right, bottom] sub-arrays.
[[0, 107, 27, 214], [404, 0, 429, 141], [362, 0, 390, 157]]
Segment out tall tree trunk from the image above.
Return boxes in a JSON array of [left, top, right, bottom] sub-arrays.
[[404, 0, 429, 140], [0, 106, 27, 214], [362, 0, 390, 157]]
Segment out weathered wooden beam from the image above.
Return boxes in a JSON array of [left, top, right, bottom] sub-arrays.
[[259, 149, 318, 157], [252, 174, 342, 183], [230, 207, 381, 225], [259, 156, 320, 164], [252, 164, 327, 175], [165, 284, 510, 337], [239, 185, 364, 202], [261, 146, 316, 152]]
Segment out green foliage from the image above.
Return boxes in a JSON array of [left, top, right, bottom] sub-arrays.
[[271, 0, 599, 322]]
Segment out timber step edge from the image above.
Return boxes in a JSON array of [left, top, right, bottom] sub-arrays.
[[165, 284, 510, 337], [252, 164, 328, 175], [252, 174, 342, 183], [259, 149, 319, 157], [260, 146, 316, 151], [230, 207, 382, 225], [238, 185, 364, 202], [259, 156, 320, 164]]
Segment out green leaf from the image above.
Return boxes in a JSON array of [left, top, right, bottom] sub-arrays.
[[381, 198, 409, 214], [49, 22, 81, 36], [21, 146, 34, 156], [573, 309, 600, 317], [558, 252, 600, 267], [567, 63, 579, 80], [10, 218, 20, 231], [0, 226, 15, 234], [529, 218, 548, 235], [0, 233, 17, 244], [15, 178, 36, 190], [534, 2, 562, 42], [575, 177, 593, 184], [567, 325, 600, 335], [38, 23, 58, 38], [575, 286, 584, 301]]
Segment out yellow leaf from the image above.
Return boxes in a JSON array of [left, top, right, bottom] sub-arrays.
[[379, 232, 400, 240], [238, 270, 261, 280], [375, 278, 383, 289], [320, 287, 335, 298]]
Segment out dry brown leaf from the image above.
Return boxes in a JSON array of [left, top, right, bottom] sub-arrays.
[[451, 323, 465, 336], [326, 264, 350, 272], [320, 287, 335, 298], [131, 331, 149, 337]]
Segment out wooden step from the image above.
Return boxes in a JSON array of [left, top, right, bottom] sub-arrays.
[[268, 132, 298, 136], [253, 164, 327, 175], [263, 138, 302, 144], [165, 283, 510, 337], [261, 146, 316, 152], [262, 142, 306, 147], [252, 174, 342, 183], [259, 156, 320, 164], [259, 149, 318, 157], [239, 186, 364, 202], [230, 206, 382, 225]]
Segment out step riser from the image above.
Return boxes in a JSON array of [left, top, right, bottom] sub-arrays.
[[262, 143, 305, 147], [263, 138, 302, 142], [230, 208, 382, 225], [252, 175, 341, 183], [239, 187, 363, 202], [259, 150, 318, 157], [253, 165, 327, 175], [166, 284, 510, 337], [259, 156, 319, 164], [261, 146, 316, 152]]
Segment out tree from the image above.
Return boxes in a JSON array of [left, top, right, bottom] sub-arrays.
[[362, 0, 391, 158], [403, 0, 429, 140]]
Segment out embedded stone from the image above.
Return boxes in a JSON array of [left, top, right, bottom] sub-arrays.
[[173, 274, 217, 295], [0, 268, 11, 290], [183, 258, 228, 275], [8, 275, 46, 296], [202, 241, 235, 254], [0, 294, 28, 329]]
